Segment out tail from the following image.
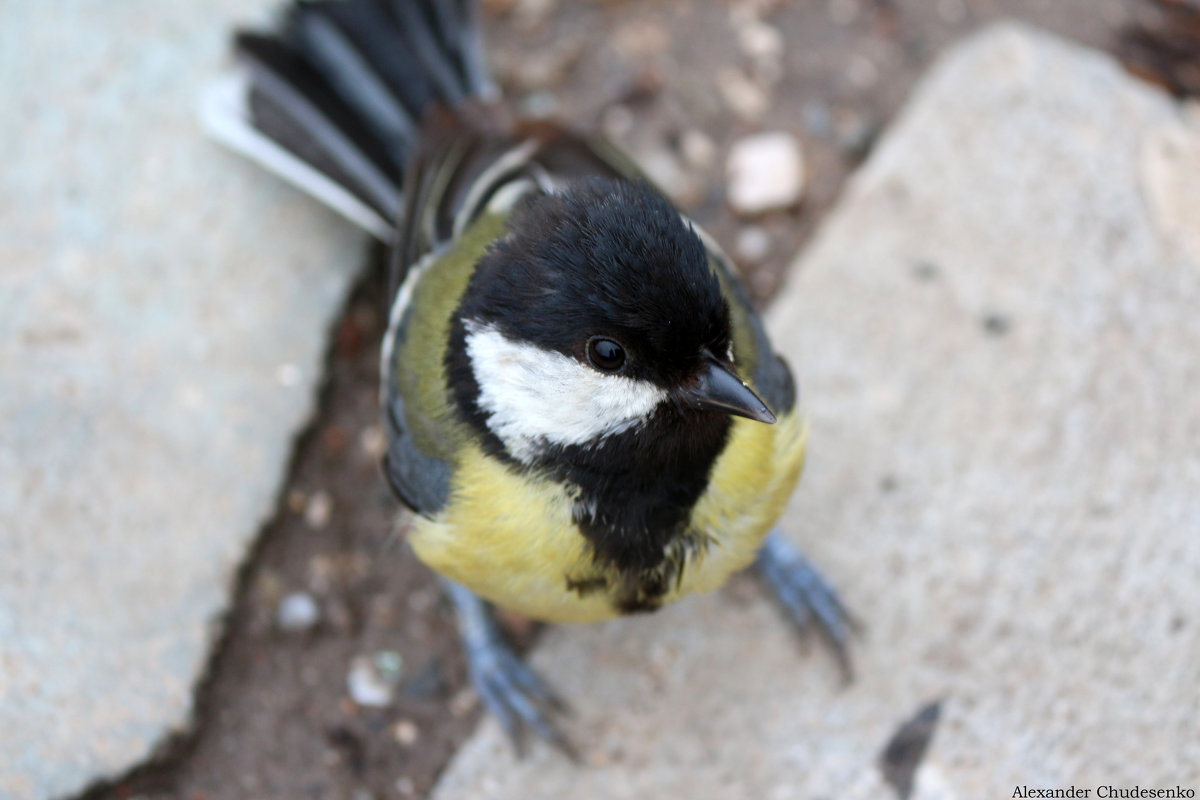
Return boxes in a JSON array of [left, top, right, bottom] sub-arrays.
[[201, 0, 494, 239]]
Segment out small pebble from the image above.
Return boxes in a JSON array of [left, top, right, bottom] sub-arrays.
[[726, 131, 807, 215], [735, 226, 773, 265], [737, 20, 782, 61], [679, 129, 717, 171], [612, 21, 669, 57], [717, 68, 769, 122], [358, 424, 386, 460], [277, 591, 320, 632], [395, 777, 416, 797], [392, 718, 420, 746], [304, 490, 333, 530], [375, 650, 404, 679], [347, 651, 405, 708]]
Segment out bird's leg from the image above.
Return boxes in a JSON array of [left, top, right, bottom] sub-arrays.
[[441, 578, 577, 759], [755, 529, 857, 681]]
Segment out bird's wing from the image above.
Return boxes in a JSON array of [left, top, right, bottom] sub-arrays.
[[382, 377, 454, 516], [381, 209, 508, 518]]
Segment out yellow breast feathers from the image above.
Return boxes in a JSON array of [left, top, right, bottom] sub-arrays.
[[408, 410, 807, 623]]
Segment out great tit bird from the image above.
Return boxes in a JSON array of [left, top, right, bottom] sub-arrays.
[[205, 0, 852, 753]]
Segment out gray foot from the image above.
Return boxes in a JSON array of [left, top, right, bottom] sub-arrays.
[[442, 579, 577, 759], [755, 529, 857, 680]]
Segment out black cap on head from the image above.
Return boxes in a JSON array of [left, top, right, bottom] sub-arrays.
[[459, 178, 732, 388]]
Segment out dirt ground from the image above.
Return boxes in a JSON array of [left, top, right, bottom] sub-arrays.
[[81, 1, 1187, 799]]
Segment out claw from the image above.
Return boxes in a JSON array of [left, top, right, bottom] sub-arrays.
[[755, 529, 859, 682], [443, 579, 578, 759]]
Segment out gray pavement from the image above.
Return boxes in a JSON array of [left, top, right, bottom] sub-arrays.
[[0, 4, 365, 799], [431, 24, 1200, 799]]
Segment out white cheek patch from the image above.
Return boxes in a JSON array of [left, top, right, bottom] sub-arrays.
[[464, 321, 668, 463]]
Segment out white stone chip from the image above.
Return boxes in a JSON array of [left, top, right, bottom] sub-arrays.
[[347, 652, 405, 708], [277, 592, 321, 633], [735, 225, 773, 264], [726, 131, 807, 215], [716, 68, 771, 122]]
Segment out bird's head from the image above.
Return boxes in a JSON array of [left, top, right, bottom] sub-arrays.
[[448, 178, 774, 465]]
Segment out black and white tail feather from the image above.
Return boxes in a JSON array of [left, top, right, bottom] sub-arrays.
[[202, 0, 647, 320], [201, 0, 494, 240]]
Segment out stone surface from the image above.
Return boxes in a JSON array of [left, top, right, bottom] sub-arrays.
[[0, 4, 365, 799], [432, 24, 1200, 799]]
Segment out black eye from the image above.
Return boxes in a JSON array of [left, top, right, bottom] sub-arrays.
[[586, 336, 626, 372]]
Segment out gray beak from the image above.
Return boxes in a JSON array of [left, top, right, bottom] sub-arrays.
[[683, 353, 777, 424]]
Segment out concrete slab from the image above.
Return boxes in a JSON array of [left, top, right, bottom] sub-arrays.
[[431, 24, 1200, 799], [0, 4, 365, 799]]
